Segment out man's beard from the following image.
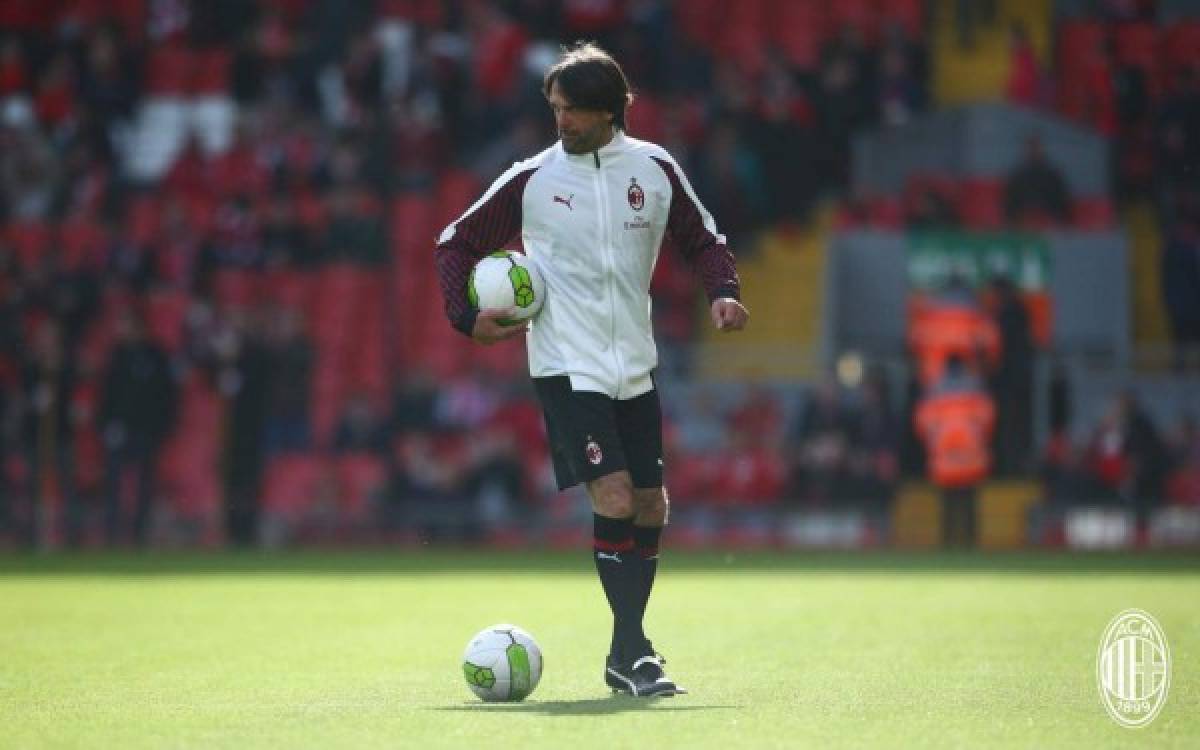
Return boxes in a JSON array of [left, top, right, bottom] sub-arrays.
[[561, 125, 610, 154]]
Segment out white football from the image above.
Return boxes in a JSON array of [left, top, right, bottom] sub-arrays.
[[467, 251, 545, 322], [462, 624, 543, 702]]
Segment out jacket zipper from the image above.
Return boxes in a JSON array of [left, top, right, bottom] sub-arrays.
[[592, 151, 623, 396]]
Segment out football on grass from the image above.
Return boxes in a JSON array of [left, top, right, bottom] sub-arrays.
[[467, 251, 545, 323], [462, 624, 543, 702]]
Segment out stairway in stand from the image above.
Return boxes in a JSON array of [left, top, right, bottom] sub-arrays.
[[695, 207, 834, 381], [932, 0, 1053, 106]]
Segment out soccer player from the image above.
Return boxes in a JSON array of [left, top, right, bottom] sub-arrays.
[[434, 42, 749, 697]]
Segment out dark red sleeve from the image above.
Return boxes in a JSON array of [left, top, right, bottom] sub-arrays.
[[434, 167, 538, 335], [652, 156, 741, 303]]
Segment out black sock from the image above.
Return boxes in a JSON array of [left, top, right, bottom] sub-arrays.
[[593, 513, 647, 663], [632, 524, 663, 624]]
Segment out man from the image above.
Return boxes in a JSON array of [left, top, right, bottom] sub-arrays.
[[434, 42, 748, 697], [100, 309, 177, 546], [913, 355, 995, 548], [1003, 135, 1071, 227]]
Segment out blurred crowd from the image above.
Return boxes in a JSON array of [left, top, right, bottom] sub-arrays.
[[0, 1, 1196, 548], [0, 0, 931, 547]]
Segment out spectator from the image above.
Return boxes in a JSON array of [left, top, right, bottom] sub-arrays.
[[1155, 70, 1200, 190], [262, 307, 313, 455], [100, 309, 177, 545], [749, 56, 819, 224], [671, 386, 726, 455], [1161, 214, 1200, 370], [323, 185, 386, 265], [1048, 360, 1072, 436], [907, 181, 960, 229], [908, 274, 1001, 387], [846, 372, 899, 521], [1167, 414, 1200, 476], [914, 355, 996, 548], [877, 41, 924, 128], [1005, 22, 1042, 107], [814, 35, 872, 190], [1003, 135, 1071, 226], [463, 428, 527, 533], [788, 378, 854, 507], [987, 275, 1035, 475], [1083, 391, 1170, 528], [692, 119, 767, 251], [1117, 391, 1170, 528], [392, 369, 439, 435], [382, 433, 464, 540], [219, 311, 273, 545], [956, 0, 998, 50], [19, 321, 77, 547], [334, 391, 389, 455]]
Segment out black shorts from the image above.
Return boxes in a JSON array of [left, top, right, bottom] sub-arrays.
[[533, 376, 664, 491]]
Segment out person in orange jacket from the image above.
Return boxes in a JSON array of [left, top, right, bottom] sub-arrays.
[[914, 355, 996, 547], [908, 275, 1001, 387]]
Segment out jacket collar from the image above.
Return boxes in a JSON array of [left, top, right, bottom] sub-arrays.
[[559, 129, 627, 166]]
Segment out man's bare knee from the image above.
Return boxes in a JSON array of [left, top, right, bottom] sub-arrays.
[[587, 472, 635, 518], [633, 487, 669, 526]]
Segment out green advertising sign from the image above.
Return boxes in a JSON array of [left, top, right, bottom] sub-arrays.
[[908, 231, 1052, 291]]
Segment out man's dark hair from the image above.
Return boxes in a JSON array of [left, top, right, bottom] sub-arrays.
[[543, 42, 633, 130]]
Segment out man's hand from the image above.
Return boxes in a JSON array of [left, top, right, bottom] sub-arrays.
[[710, 297, 749, 332], [472, 308, 529, 344]]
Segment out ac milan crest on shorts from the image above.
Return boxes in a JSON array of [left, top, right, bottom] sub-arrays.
[[533, 376, 664, 490], [586, 438, 604, 465]]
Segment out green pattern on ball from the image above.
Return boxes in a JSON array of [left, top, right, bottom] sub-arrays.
[[506, 644, 533, 700], [507, 265, 535, 308], [463, 661, 495, 689], [466, 268, 479, 308]]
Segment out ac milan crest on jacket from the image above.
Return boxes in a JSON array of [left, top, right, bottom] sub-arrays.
[[435, 131, 740, 399]]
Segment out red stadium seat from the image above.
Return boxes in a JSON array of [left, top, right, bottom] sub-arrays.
[[876, 0, 923, 40], [1057, 21, 1106, 75], [335, 454, 388, 520], [294, 190, 328, 231], [868, 195, 905, 228], [145, 289, 189, 352], [1073, 197, 1116, 229], [1167, 468, 1200, 507], [959, 179, 1005, 230], [263, 269, 314, 315], [672, 0, 724, 48], [713, 0, 770, 77], [5, 220, 53, 270], [377, 0, 445, 27], [212, 268, 260, 310], [126, 195, 162, 245], [626, 92, 665, 145], [434, 170, 483, 233], [190, 49, 232, 95], [261, 454, 330, 516], [828, 0, 878, 43], [58, 218, 108, 271], [390, 194, 434, 260], [144, 42, 193, 96], [1165, 22, 1200, 73], [1113, 22, 1159, 72]]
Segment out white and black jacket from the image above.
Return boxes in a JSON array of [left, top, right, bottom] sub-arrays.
[[435, 131, 740, 399]]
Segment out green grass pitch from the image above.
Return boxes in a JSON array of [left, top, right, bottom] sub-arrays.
[[2, 551, 1197, 749]]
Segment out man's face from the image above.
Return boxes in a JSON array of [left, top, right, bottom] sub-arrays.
[[547, 80, 613, 154]]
